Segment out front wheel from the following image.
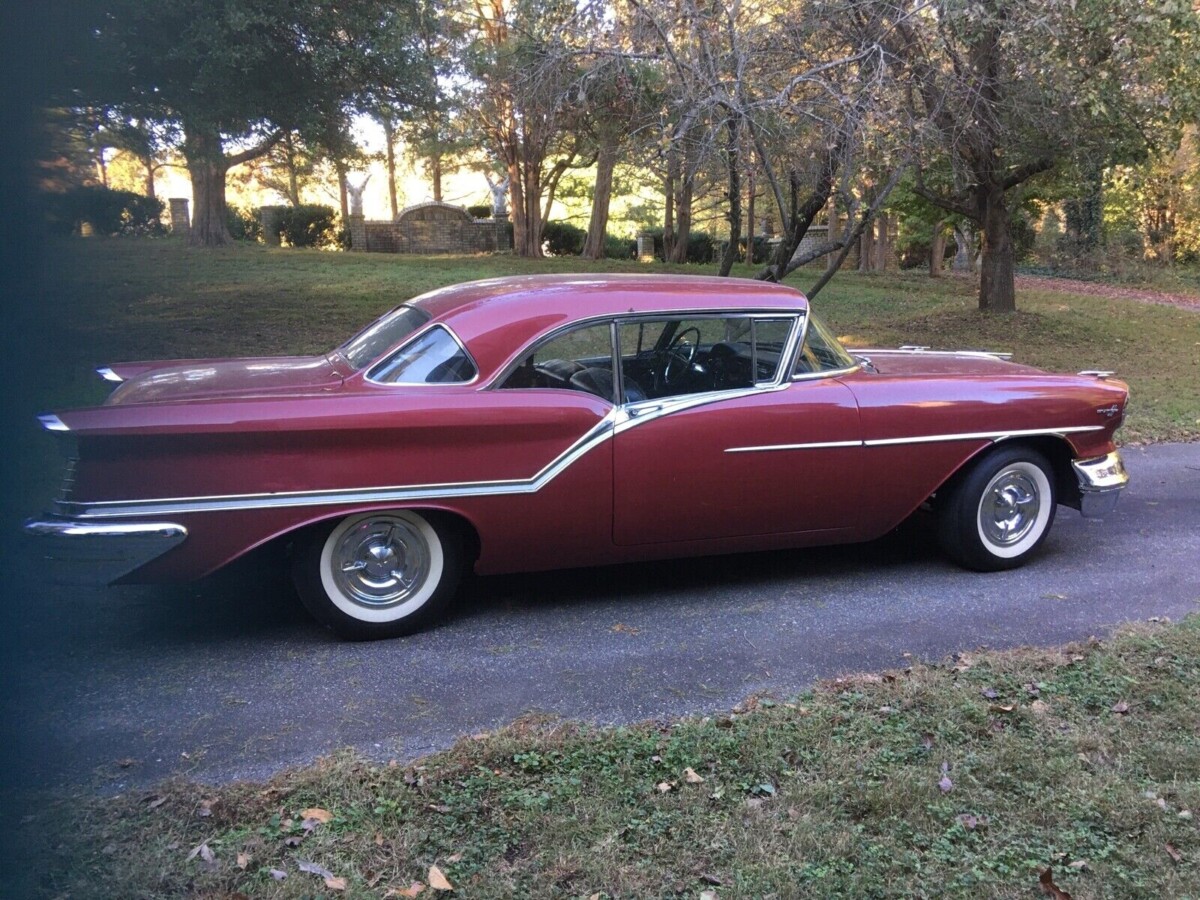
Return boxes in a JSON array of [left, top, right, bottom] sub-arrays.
[[292, 510, 463, 640], [937, 446, 1057, 571]]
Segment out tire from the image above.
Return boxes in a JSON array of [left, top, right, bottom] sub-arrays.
[[937, 446, 1057, 572], [292, 510, 463, 640]]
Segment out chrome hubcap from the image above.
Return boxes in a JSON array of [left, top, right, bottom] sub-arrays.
[[979, 469, 1041, 547], [332, 517, 430, 608]]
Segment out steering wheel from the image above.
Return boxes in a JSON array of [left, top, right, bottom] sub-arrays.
[[660, 326, 701, 386]]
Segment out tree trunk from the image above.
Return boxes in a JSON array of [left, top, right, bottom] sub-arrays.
[[506, 158, 528, 256], [668, 173, 693, 264], [142, 156, 157, 200], [663, 152, 677, 262], [717, 117, 742, 277], [184, 125, 232, 247], [337, 166, 349, 222], [383, 118, 399, 219], [929, 220, 947, 278], [978, 187, 1016, 312], [431, 156, 443, 203], [746, 168, 755, 263], [952, 223, 973, 272], [581, 140, 617, 260], [874, 212, 890, 271]]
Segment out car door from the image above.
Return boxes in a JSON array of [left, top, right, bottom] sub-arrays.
[[612, 314, 863, 546]]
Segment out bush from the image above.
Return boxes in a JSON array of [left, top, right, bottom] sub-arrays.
[[542, 220, 587, 256], [43, 186, 165, 236], [604, 234, 637, 260], [467, 204, 492, 219], [277, 204, 337, 249], [634, 228, 716, 263], [226, 205, 262, 242]]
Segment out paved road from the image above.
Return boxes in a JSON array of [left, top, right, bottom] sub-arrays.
[[2, 443, 1198, 796]]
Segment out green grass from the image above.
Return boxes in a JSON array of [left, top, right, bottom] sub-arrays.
[[26, 237, 1200, 444], [28, 618, 1200, 897]]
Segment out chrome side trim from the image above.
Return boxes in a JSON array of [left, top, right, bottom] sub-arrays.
[[96, 366, 124, 383], [23, 517, 188, 584], [863, 425, 1103, 447], [59, 412, 622, 519], [855, 347, 1014, 361], [1078, 370, 1116, 378], [726, 440, 862, 453], [38, 414, 70, 432], [614, 383, 790, 436]]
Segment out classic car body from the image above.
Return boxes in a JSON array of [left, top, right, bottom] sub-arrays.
[[26, 274, 1130, 639]]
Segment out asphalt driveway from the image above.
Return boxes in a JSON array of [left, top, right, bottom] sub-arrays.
[[2, 442, 1197, 796]]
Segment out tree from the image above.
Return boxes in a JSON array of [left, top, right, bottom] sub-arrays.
[[468, 0, 595, 258], [881, 0, 1200, 311], [77, 0, 427, 246]]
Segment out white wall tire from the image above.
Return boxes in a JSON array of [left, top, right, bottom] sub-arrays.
[[292, 510, 462, 640], [938, 446, 1058, 572]]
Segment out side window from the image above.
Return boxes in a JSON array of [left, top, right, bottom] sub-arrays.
[[369, 325, 478, 384], [499, 322, 616, 401], [619, 315, 796, 401], [793, 314, 857, 376]]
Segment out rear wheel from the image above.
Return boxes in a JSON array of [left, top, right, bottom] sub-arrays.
[[937, 446, 1057, 571], [292, 510, 462, 640]]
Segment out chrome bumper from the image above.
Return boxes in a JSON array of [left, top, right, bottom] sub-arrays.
[[23, 516, 187, 585], [1072, 451, 1129, 518]]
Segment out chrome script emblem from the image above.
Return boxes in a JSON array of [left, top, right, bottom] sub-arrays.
[[1096, 405, 1120, 418]]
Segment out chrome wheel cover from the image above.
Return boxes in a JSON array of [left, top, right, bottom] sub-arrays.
[[978, 467, 1041, 548], [331, 516, 431, 609]]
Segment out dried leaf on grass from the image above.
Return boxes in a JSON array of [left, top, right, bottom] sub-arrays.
[[300, 807, 333, 823], [1111, 700, 1130, 714], [236, 852, 250, 870], [185, 842, 214, 863], [428, 864, 453, 891], [938, 761, 953, 793], [1039, 867, 1073, 899], [384, 883, 426, 898], [683, 767, 705, 784], [1166, 843, 1183, 863], [298, 859, 334, 879], [325, 876, 347, 891], [269, 868, 287, 880]]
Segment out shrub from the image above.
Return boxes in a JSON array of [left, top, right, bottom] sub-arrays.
[[43, 186, 165, 236], [277, 204, 337, 249], [226, 205, 263, 242], [542, 220, 587, 256], [604, 234, 637, 260], [467, 204, 492, 219]]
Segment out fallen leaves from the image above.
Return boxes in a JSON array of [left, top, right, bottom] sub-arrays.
[[236, 852, 250, 870], [1038, 866, 1073, 899], [385, 884, 426, 898], [938, 761, 953, 794], [297, 859, 334, 879], [1111, 700, 1130, 714], [300, 807, 333, 824], [186, 842, 214, 864], [1166, 843, 1183, 863], [683, 767, 705, 784], [428, 864, 454, 891]]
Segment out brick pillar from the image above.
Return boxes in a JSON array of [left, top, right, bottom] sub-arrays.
[[493, 213, 512, 252], [259, 206, 286, 246], [637, 232, 655, 261], [348, 214, 367, 251], [169, 198, 190, 237]]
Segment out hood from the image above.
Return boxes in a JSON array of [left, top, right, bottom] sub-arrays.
[[853, 349, 1045, 377], [103, 355, 344, 405]]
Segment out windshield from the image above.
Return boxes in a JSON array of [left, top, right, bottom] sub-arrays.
[[793, 313, 857, 375], [337, 305, 431, 371]]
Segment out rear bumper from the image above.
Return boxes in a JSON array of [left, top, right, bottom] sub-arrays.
[[23, 516, 188, 585], [1072, 451, 1129, 518]]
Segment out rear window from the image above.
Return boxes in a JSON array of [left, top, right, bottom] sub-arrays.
[[339, 305, 430, 370], [368, 325, 478, 384]]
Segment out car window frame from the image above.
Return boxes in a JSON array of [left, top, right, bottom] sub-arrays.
[[488, 308, 806, 406], [791, 313, 861, 382], [363, 322, 481, 387]]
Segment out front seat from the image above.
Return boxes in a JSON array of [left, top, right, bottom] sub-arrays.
[[569, 367, 647, 403]]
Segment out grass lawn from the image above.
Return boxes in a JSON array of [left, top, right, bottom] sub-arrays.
[[30, 618, 1200, 897], [23, 236, 1200, 446], [12, 239, 1200, 897]]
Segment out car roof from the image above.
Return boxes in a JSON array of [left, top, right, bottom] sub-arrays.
[[407, 274, 809, 380]]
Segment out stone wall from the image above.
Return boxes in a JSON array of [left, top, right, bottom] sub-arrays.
[[354, 201, 512, 254]]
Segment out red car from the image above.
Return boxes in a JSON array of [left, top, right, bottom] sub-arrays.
[[26, 274, 1129, 639]]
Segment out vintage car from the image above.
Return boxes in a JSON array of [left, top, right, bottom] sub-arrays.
[[26, 274, 1129, 639]]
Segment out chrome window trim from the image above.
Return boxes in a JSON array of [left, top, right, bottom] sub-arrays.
[[853, 347, 1015, 361], [96, 366, 124, 383], [364, 323, 480, 387], [791, 364, 862, 383], [487, 308, 805, 392], [39, 414, 70, 432]]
